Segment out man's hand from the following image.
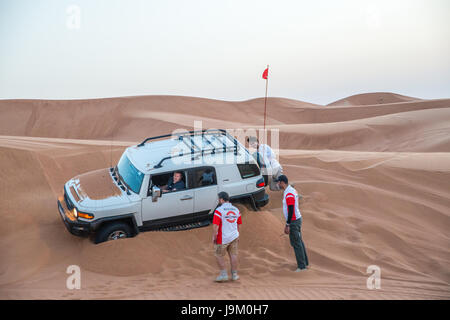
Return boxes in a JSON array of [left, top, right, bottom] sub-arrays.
[[284, 225, 290, 234], [212, 235, 217, 245]]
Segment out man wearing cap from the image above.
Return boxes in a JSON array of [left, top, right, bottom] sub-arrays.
[[247, 136, 283, 191], [212, 192, 242, 282], [276, 174, 309, 272]]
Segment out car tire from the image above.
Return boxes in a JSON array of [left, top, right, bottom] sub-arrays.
[[94, 221, 132, 244]]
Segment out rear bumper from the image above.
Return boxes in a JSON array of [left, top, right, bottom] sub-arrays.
[[255, 193, 269, 207], [253, 189, 269, 207], [57, 200, 91, 237], [229, 188, 269, 210]]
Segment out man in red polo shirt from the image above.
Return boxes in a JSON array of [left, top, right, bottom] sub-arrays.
[[212, 192, 242, 282]]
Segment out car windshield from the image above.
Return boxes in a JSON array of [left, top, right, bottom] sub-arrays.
[[117, 153, 144, 194]]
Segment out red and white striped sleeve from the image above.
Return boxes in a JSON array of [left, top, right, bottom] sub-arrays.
[[212, 209, 222, 226], [237, 211, 242, 225], [285, 193, 295, 206]]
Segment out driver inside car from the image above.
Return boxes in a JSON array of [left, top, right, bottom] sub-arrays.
[[161, 171, 185, 193]]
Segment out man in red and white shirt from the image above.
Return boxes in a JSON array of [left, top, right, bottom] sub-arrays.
[[212, 192, 242, 282], [276, 174, 309, 272]]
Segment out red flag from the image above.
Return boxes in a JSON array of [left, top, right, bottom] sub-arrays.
[[262, 67, 268, 80]]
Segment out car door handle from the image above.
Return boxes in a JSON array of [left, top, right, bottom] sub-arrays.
[[180, 195, 193, 200]]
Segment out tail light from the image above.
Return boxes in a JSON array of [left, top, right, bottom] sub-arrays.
[[256, 177, 265, 188]]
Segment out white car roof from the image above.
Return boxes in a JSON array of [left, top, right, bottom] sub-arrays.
[[125, 131, 253, 174]]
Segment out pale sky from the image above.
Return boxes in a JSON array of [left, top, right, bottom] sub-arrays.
[[0, 0, 449, 105]]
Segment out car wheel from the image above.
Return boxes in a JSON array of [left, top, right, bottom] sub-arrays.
[[94, 222, 132, 244]]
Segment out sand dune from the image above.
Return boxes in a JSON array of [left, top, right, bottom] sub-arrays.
[[0, 93, 449, 299], [327, 92, 422, 106]]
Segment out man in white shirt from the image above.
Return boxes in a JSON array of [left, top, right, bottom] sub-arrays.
[[276, 174, 309, 272], [247, 136, 283, 191], [212, 192, 242, 282]]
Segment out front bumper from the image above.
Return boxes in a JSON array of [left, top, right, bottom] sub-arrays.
[[57, 199, 91, 237]]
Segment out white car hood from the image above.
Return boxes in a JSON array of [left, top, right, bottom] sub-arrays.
[[65, 168, 131, 210]]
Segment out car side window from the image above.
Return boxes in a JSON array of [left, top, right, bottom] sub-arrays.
[[190, 167, 217, 188], [148, 170, 188, 196], [237, 163, 260, 179]]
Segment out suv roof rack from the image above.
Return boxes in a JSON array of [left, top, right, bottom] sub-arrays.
[[137, 129, 228, 147], [136, 129, 240, 169]]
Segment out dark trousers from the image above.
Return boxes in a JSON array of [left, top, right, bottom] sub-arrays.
[[289, 218, 309, 269]]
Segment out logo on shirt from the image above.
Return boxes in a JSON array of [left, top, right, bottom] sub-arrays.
[[225, 211, 237, 223]]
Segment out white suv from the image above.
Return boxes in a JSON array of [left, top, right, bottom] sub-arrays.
[[57, 129, 269, 243]]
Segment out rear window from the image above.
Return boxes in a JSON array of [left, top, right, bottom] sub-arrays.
[[191, 167, 217, 188], [237, 163, 260, 179]]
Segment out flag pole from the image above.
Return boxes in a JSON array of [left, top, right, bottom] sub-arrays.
[[263, 64, 269, 131]]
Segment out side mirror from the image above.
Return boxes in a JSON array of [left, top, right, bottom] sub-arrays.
[[152, 186, 161, 202]]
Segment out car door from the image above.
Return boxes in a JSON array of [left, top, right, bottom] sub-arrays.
[[189, 166, 219, 221], [141, 170, 194, 228]]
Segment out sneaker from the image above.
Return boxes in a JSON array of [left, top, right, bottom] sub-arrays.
[[231, 272, 240, 281], [295, 268, 306, 272], [215, 273, 229, 282]]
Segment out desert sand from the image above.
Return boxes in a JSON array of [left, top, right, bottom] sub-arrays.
[[0, 92, 449, 299]]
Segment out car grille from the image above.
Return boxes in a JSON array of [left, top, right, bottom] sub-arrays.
[[64, 187, 74, 211]]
